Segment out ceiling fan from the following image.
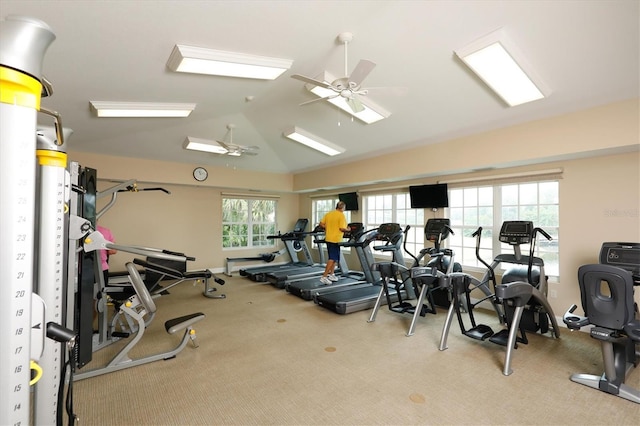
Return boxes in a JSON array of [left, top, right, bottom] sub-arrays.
[[291, 32, 377, 113], [217, 124, 259, 157]]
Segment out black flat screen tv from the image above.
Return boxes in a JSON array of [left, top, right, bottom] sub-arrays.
[[409, 183, 449, 209], [338, 192, 359, 211]]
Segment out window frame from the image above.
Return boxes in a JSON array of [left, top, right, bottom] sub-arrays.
[[447, 180, 559, 279], [363, 192, 425, 260], [358, 179, 560, 280], [222, 197, 277, 250]]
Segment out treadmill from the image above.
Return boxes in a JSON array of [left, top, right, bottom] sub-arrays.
[[264, 225, 332, 288], [314, 223, 414, 314], [239, 218, 312, 282], [285, 223, 370, 300]]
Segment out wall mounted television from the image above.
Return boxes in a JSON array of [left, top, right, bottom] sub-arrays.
[[338, 192, 359, 211], [409, 183, 449, 209]]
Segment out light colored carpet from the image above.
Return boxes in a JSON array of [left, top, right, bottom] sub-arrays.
[[70, 275, 639, 425]]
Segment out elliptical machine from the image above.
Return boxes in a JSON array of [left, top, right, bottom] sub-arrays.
[[439, 220, 561, 375], [368, 218, 461, 336]]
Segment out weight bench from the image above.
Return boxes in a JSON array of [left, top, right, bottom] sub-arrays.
[[133, 258, 226, 299], [75, 262, 205, 381]]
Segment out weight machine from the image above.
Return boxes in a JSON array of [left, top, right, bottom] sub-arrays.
[[1, 16, 208, 424], [1, 15, 66, 426]]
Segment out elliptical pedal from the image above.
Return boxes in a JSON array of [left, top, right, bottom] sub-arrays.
[[488, 328, 528, 346], [488, 329, 511, 346], [390, 302, 413, 313], [464, 324, 494, 341]]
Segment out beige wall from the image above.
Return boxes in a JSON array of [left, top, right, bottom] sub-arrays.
[[72, 98, 639, 318], [70, 152, 302, 272], [93, 182, 300, 272], [71, 151, 294, 192], [293, 99, 638, 191]]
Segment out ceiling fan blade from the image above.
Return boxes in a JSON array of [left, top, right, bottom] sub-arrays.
[[299, 94, 337, 106], [346, 96, 365, 113], [217, 140, 231, 151], [291, 74, 334, 90], [348, 59, 376, 87]]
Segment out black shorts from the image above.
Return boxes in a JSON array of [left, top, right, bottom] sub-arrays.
[[326, 242, 340, 261]]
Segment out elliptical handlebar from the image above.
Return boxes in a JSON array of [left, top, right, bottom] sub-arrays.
[[527, 227, 553, 286], [472, 226, 482, 238], [402, 225, 421, 266], [473, 226, 497, 290], [533, 227, 553, 241]]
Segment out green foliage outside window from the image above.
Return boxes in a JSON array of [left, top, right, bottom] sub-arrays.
[[222, 198, 276, 248]]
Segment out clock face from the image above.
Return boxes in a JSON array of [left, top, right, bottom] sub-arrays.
[[193, 167, 208, 181]]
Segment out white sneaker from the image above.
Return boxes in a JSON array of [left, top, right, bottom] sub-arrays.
[[319, 276, 332, 285], [328, 274, 339, 282]]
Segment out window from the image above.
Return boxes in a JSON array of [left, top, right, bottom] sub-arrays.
[[448, 181, 559, 278], [222, 197, 277, 249], [364, 193, 424, 259]]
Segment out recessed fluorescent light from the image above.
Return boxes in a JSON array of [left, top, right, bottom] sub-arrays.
[[283, 126, 345, 156], [90, 101, 195, 118], [167, 44, 293, 80], [455, 28, 550, 106], [183, 136, 228, 154], [307, 71, 390, 124]]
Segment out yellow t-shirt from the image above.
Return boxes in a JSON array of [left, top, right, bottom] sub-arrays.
[[321, 210, 347, 243]]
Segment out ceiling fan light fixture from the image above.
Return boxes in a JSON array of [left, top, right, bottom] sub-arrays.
[[167, 44, 293, 80], [90, 101, 195, 118], [455, 28, 550, 107], [283, 126, 345, 156], [306, 71, 389, 124], [183, 136, 228, 154]]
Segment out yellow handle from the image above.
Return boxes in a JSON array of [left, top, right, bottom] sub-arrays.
[[30, 360, 43, 386]]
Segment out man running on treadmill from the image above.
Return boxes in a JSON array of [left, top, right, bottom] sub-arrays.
[[319, 201, 349, 285]]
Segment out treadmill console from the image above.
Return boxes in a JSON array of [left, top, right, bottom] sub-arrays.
[[292, 218, 309, 233], [344, 222, 364, 239], [499, 221, 533, 245], [599, 242, 640, 281], [425, 218, 451, 241], [377, 223, 402, 237]]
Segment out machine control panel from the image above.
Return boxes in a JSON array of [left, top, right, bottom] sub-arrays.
[[498, 221, 533, 245], [599, 242, 640, 282], [425, 218, 451, 241]]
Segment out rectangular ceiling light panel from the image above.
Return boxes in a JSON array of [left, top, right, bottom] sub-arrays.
[[184, 137, 228, 154], [283, 126, 345, 156], [455, 28, 550, 106], [307, 72, 389, 124], [90, 101, 195, 118], [167, 44, 293, 80]]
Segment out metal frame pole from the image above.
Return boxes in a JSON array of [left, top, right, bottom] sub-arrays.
[[0, 15, 56, 426]]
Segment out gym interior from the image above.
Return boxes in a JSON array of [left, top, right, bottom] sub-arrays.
[[1, 2, 639, 425]]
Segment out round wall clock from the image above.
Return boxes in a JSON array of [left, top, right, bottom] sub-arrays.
[[193, 167, 208, 182]]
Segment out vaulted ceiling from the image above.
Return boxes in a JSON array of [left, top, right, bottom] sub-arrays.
[[3, 1, 638, 174]]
